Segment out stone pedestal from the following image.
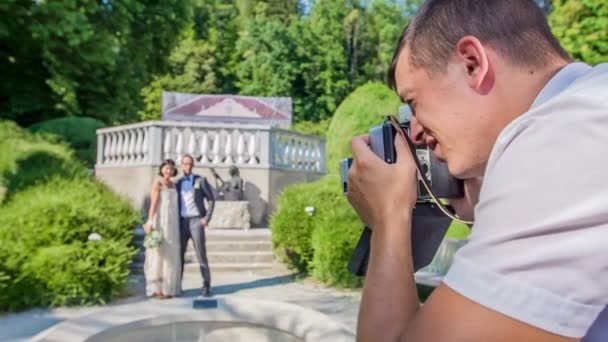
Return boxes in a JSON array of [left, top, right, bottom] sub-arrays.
[[208, 201, 251, 230]]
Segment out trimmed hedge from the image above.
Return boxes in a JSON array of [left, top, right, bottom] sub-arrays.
[[23, 241, 134, 307], [310, 176, 362, 287], [271, 174, 362, 287], [0, 121, 87, 198], [271, 178, 326, 273], [29, 117, 106, 167], [325, 82, 401, 173], [0, 178, 139, 311], [0, 121, 139, 311]]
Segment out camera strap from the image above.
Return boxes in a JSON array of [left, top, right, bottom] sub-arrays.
[[386, 115, 474, 225]]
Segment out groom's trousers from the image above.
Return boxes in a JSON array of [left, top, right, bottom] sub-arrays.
[[179, 216, 211, 287]]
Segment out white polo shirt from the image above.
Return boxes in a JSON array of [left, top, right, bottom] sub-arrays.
[[443, 62, 608, 340]]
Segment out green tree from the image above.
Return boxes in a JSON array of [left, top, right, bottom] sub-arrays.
[[139, 29, 220, 121], [237, 0, 302, 22], [0, 1, 190, 126], [293, 0, 353, 122], [139, 0, 242, 120], [235, 4, 299, 97], [359, 0, 411, 83], [550, 0, 608, 65], [192, 0, 240, 93]]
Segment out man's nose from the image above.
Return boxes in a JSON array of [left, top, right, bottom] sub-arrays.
[[409, 116, 426, 146]]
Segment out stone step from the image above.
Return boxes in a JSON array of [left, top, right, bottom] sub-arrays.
[[133, 250, 275, 264], [188, 251, 275, 264], [133, 227, 272, 243], [130, 261, 277, 273], [184, 262, 277, 273], [133, 240, 273, 253]]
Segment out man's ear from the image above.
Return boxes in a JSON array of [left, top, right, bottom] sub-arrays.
[[455, 36, 492, 94]]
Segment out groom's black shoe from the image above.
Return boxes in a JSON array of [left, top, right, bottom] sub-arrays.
[[202, 286, 212, 297]]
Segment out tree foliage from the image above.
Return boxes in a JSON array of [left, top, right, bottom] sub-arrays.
[[138, 0, 418, 123], [0, 0, 190, 126], [549, 0, 608, 65], [7, 0, 594, 129]]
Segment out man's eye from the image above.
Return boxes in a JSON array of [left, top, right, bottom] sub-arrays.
[[407, 101, 416, 116]]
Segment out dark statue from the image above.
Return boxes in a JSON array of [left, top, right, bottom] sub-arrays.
[[210, 166, 244, 201]]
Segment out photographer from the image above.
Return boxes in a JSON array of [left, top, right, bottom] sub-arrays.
[[347, 1, 607, 341]]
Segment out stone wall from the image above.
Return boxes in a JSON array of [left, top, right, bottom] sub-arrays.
[[95, 164, 323, 227]]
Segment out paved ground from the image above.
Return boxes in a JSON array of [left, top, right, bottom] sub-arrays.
[[0, 267, 362, 342]]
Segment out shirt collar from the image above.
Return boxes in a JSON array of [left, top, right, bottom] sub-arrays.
[[530, 62, 591, 109]]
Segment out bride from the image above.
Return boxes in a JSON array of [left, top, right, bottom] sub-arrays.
[[143, 159, 181, 299]]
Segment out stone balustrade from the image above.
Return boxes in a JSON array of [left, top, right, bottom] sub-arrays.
[[96, 121, 326, 173]]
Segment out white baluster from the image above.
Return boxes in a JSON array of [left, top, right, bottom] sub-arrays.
[[103, 133, 111, 165], [114, 132, 124, 164], [175, 129, 184, 163], [187, 130, 197, 158], [273, 134, 282, 165], [298, 139, 305, 169], [315, 142, 322, 171], [126, 130, 135, 163], [291, 138, 298, 168], [236, 131, 245, 164], [212, 132, 221, 164], [248, 133, 257, 165], [302, 141, 310, 170], [133, 129, 142, 163], [122, 132, 130, 164], [199, 131, 209, 164], [163, 129, 173, 161], [283, 137, 290, 167], [225, 131, 234, 164], [109, 133, 118, 164], [141, 128, 149, 163]]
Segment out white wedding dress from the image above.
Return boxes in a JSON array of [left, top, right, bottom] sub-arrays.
[[144, 182, 182, 297]]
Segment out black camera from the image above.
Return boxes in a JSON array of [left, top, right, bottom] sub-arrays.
[[340, 106, 464, 276], [340, 106, 463, 201]]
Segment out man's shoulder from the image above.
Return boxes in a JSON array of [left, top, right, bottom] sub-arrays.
[[565, 62, 608, 98]]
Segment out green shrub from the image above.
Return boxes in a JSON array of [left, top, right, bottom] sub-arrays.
[[0, 178, 138, 252], [29, 117, 106, 167], [292, 119, 331, 137], [310, 176, 362, 288], [271, 174, 363, 287], [446, 221, 470, 240], [0, 178, 139, 311], [21, 241, 135, 308], [325, 82, 401, 173], [0, 122, 87, 197], [271, 181, 322, 273], [0, 121, 28, 141]]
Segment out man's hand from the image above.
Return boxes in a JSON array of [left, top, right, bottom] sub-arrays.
[[347, 134, 417, 230], [144, 224, 152, 234], [201, 217, 208, 228]]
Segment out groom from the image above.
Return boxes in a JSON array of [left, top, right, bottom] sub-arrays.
[[177, 154, 215, 297]]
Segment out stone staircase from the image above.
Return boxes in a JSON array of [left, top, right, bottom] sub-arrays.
[[131, 227, 279, 273]]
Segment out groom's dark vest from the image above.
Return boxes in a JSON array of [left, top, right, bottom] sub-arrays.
[[176, 175, 215, 220]]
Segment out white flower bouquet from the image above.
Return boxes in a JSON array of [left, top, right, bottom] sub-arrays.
[[143, 227, 163, 249]]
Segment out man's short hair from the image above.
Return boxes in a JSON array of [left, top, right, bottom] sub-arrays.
[[182, 154, 194, 164], [388, 0, 571, 88]]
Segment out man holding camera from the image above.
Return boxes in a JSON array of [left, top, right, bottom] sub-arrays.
[[347, 1, 607, 341]]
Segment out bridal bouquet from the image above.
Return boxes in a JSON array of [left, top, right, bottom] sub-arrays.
[[143, 220, 163, 249]]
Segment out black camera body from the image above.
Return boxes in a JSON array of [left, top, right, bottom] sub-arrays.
[[340, 115, 463, 201], [340, 108, 464, 277]]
